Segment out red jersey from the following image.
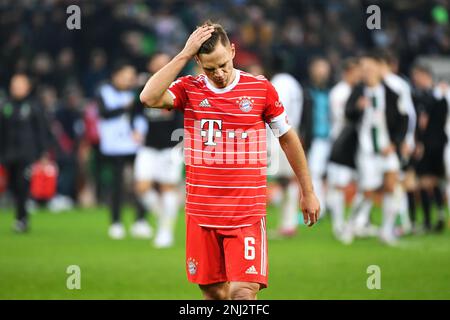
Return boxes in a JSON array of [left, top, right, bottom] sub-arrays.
[[168, 69, 290, 228]]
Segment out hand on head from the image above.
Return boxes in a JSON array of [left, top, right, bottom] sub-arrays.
[[181, 25, 215, 59]]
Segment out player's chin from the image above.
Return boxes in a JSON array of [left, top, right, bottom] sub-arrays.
[[213, 79, 226, 87]]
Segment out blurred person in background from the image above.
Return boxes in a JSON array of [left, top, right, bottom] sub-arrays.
[[301, 57, 332, 217], [132, 52, 184, 247], [97, 62, 148, 239], [0, 73, 51, 232], [83, 49, 109, 98], [246, 63, 265, 78], [82, 96, 104, 205], [49, 86, 85, 211], [346, 52, 418, 238], [326, 58, 361, 242], [267, 55, 303, 238], [54, 47, 78, 95], [345, 53, 409, 245], [411, 64, 448, 233], [31, 52, 56, 88], [434, 81, 450, 222], [379, 52, 416, 236], [37, 85, 59, 115]]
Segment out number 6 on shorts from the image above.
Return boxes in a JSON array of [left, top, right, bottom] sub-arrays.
[[244, 237, 255, 260]]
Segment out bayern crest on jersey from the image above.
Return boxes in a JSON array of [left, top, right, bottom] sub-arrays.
[[237, 96, 254, 112]]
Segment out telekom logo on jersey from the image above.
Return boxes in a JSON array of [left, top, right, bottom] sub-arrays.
[[170, 118, 280, 170], [193, 118, 266, 165], [200, 119, 223, 146], [200, 119, 250, 146]]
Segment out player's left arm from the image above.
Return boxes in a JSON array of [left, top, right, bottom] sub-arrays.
[[278, 129, 320, 227], [264, 80, 320, 226]]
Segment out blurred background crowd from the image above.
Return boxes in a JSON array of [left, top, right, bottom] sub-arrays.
[[2, 0, 450, 90], [1, 0, 450, 243]]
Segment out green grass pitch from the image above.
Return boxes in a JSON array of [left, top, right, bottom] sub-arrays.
[[0, 205, 449, 299]]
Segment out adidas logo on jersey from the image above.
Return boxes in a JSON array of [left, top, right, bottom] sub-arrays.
[[199, 99, 211, 107], [245, 265, 258, 275]]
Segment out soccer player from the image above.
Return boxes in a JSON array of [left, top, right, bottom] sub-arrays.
[[345, 52, 409, 245], [347, 53, 417, 239], [379, 52, 416, 235], [139, 22, 320, 300], [133, 53, 184, 247], [326, 58, 361, 241]]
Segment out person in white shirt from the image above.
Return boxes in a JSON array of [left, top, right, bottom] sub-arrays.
[[326, 58, 361, 241], [380, 53, 416, 236], [133, 53, 184, 248], [97, 62, 148, 240], [346, 52, 416, 239], [345, 52, 409, 245]]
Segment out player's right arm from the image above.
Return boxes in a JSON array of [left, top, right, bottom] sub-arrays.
[[139, 25, 214, 109]]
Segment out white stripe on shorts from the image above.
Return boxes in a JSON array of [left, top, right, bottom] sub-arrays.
[[260, 217, 267, 276]]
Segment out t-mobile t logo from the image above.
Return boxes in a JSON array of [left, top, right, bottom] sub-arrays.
[[200, 119, 222, 146]]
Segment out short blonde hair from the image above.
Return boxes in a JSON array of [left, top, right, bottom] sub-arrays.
[[197, 20, 230, 55]]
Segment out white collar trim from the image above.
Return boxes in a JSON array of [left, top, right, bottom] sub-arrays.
[[204, 69, 240, 94]]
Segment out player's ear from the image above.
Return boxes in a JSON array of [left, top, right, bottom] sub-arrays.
[[230, 43, 236, 59]]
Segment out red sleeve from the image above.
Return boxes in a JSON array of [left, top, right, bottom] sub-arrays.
[[263, 80, 286, 123], [167, 76, 190, 111]]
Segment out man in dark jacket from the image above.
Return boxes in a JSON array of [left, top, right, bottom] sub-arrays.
[[0, 73, 51, 232], [411, 64, 448, 232]]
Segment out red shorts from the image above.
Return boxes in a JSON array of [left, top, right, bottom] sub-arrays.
[[185, 216, 268, 288]]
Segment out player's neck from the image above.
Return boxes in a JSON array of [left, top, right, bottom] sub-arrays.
[[205, 69, 241, 94], [226, 69, 237, 88], [210, 68, 237, 89]]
